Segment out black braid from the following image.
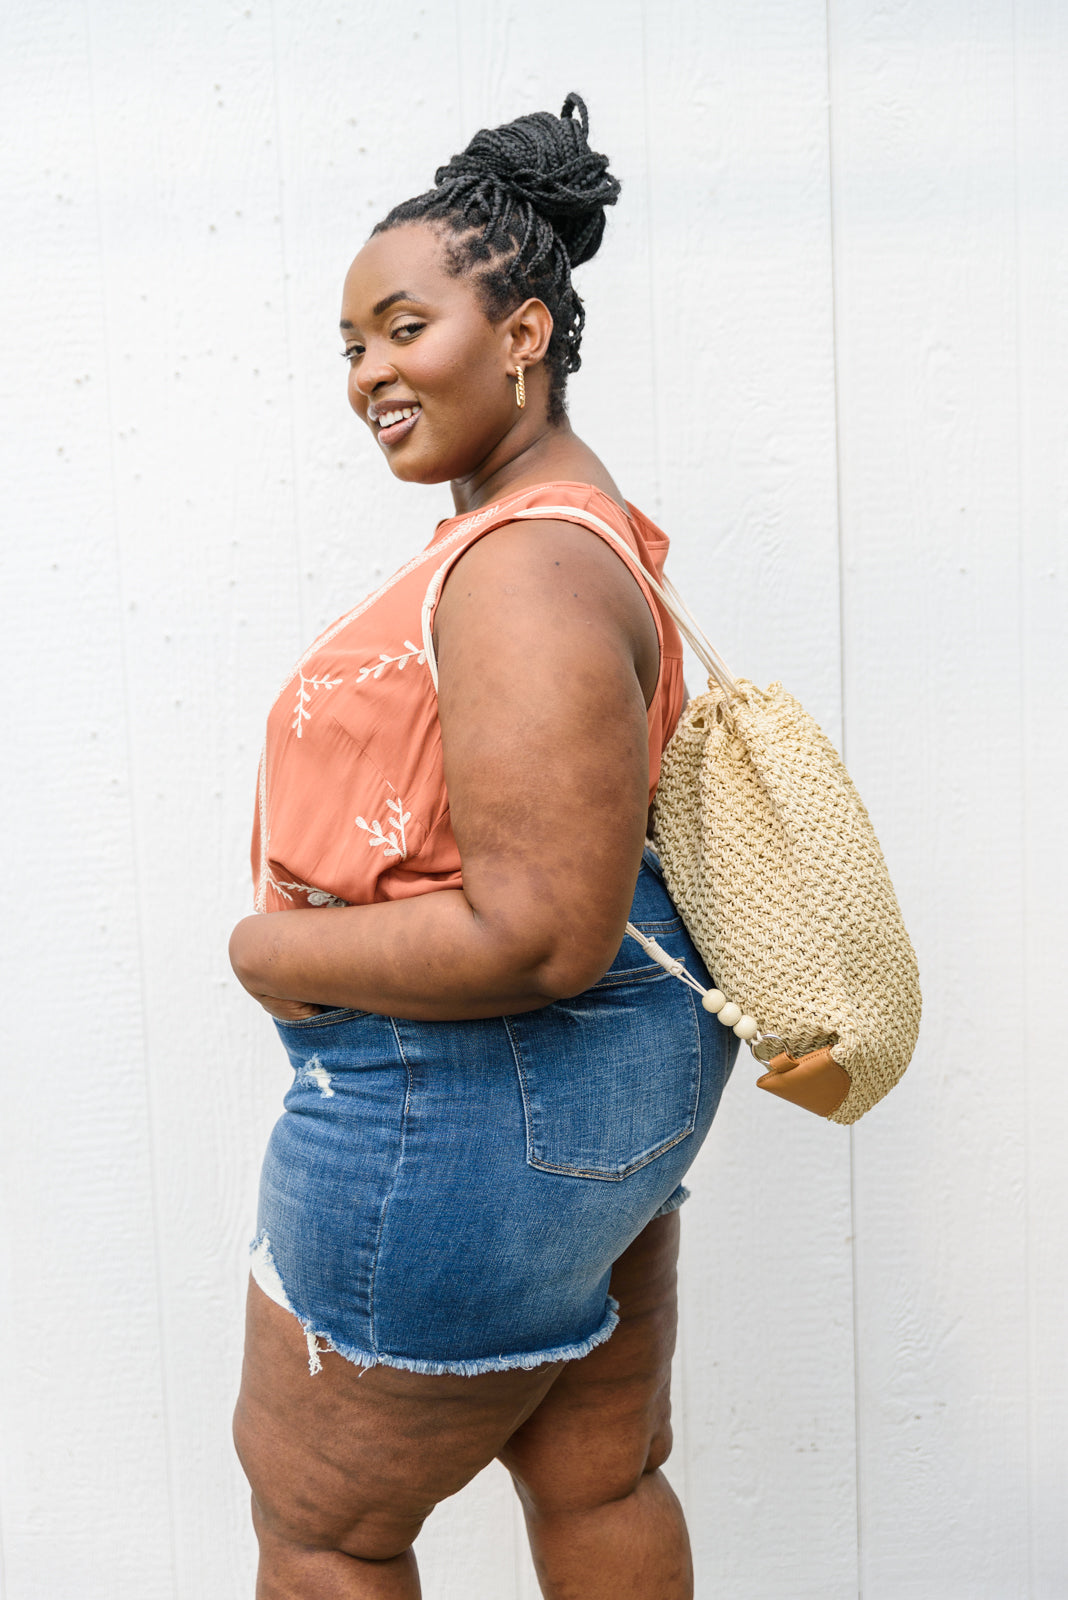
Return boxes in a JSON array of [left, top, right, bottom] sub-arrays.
[[371, 94, 620, 422]]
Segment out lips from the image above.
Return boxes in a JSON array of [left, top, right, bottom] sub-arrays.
[[368, 399, 422, 449]]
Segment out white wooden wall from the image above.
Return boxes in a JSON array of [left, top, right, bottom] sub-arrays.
[[1, 3, 1065, 1596]]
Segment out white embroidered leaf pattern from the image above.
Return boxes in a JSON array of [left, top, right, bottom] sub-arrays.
[[268, 872, 347, 907], [357, 640, 426, 684], [355, 795, 410, 860], [291, 670, 342, 737]]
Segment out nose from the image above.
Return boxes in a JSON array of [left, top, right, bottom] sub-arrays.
[[352, 341, 398, 399]]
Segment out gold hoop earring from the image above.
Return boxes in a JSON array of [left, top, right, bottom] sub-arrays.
[[514, 366, 526, 410]]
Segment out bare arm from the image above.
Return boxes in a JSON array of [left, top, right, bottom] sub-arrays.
[[228, 519, 658, 1020]]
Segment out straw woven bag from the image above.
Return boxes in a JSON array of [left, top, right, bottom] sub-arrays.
[[503, 506, 923, 1124]]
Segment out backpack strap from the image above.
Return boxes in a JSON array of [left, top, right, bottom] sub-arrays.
[[420, 502, 738, 697], [512, 505, 738, 697]]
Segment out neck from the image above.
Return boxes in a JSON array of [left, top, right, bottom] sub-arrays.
[[450, 418, 595, 514]]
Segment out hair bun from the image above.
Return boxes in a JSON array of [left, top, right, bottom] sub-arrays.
[[433, 93, 620, 268]]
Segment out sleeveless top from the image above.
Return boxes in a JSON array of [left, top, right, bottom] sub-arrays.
[[252, 482, 685, 913]]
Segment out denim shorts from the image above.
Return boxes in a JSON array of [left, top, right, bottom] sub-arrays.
[[250, 850, 737, 1376]]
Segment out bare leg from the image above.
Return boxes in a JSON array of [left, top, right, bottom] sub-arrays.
[[233, 1280, 560, 1598], [251, 1505, 421, 1600], [233, 1211, 688, 1597], [499, 1211, 692, 1600]]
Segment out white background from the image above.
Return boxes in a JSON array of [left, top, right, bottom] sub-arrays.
[[1, 2, 1065, 1596]]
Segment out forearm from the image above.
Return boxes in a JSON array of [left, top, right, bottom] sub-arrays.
[[229, 887, 600, 1022]]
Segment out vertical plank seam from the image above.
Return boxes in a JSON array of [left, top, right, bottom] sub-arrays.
[[81, 0, 179, 1589], [822, 1, 863, 1595], [1009, 5, 1035, 1596], [639, 0, 664, 516], [452, 0, 467, 144], [268, 0, 307, 644]]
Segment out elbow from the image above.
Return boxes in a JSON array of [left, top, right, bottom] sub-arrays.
[[526, 933, 623, 1004], [468, 897, 628, 1006]]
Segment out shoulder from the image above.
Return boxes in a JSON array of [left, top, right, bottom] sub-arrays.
[[438, 512, 649, 626], [434, 512, 660, 703]]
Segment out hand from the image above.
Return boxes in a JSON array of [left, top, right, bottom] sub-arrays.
[[244, 993, 330, 1023]]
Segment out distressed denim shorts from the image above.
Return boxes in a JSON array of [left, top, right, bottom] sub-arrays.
[[251, 850, 737, 1376]]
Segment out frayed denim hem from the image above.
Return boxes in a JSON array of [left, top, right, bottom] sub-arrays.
[[652, 1183, 690, 1219], [315, 1298, 621, 1378], [249, 1230, 620, 1378]]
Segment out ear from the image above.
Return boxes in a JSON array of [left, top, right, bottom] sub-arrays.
[[503, 298, 554, 370]]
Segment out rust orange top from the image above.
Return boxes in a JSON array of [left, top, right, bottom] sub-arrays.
[[252, 482, 685, 912]]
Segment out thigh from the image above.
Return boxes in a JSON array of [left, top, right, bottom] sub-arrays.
[[498, 1210, 681, 1510], [233, 1278, 561, 1560]]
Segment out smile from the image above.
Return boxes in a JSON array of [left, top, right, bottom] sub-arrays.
[[374, 404, 422, 449]]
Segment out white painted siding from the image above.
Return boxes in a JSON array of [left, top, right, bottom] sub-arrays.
[[0, 3, 1063, 1596]]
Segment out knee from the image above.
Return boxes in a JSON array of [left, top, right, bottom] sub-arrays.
[[643, 1420, 674, 1478], [507, 1417, 675, 1517], [233, 1401, 424, 1563], [249, 1490, 422, 1565], [617, 1417, 676, 1499]]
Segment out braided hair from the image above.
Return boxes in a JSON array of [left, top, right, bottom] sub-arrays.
[[372, 94, 620, 422]]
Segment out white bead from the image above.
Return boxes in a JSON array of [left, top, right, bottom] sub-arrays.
[[718, 1002, 742, 1027], [701, 989, 726, 1014], [733, 1015, 759, 1040]]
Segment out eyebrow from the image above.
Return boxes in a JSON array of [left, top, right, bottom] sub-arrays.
[[339, 290, 420, 331]]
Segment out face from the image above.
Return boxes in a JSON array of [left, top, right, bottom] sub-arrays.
[[340, 222, 524, 486]]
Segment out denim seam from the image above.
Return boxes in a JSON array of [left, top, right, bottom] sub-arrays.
[[686, 979, 702, 1140], [277, 1006, 369, 1030], [525, 1123, 695, 1182], [502, 1013, 537, 1167], [504, 1007, 700, 1182], [364, 1019, 415, 1360], [592, 966, 673, 991]]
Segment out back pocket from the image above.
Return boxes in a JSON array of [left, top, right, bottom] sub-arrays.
[[505, 946, 701, 1181]]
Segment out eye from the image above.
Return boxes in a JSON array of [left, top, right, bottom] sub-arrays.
[[341, 344, 364, 363], [392, 321, 425, 341]]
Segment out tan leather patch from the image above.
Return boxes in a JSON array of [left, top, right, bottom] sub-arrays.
[[756, 1047, 852, 1118]]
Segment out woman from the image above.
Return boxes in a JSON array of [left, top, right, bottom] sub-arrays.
[[229, 94, 736, 1599]]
